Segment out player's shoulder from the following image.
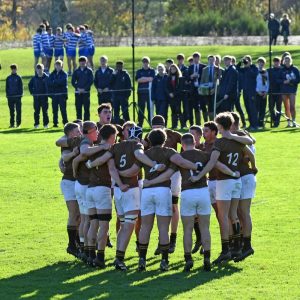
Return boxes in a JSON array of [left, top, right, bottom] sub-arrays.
[[166, 128, 182, 138]]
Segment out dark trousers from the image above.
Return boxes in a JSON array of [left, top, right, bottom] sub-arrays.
[[270, 34, 278, 45], [52, 96, 68, 126], [170, 96, 184, 129], [216, 95, 234, 114], [268, 94, 282, 127], [155, 100, 168, 125], [97, 92, 112, 105], [256, 94, 267, 127], [234, 93, 246, 126], [113, 96, 129, 124], [181, 92, 190, 126], [137, 93, 151, 127], [7, 97, 22, 126], [34, 96, 49, 126], [75, 93, 90, 121], [243, 93, 257, 128], [199, 95, 209, 122], [188, 88, 201, 125]]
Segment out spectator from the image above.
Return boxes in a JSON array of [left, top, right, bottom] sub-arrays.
[[151, 63, 168, 123], [6, 64, 23, 128], [280, 14, 291, 45], [199, 55, 218, 120], [279, 56, 300, 127], [281, 52, 291, 65], [32, 28, 42, 70], [110, 61, 132, 124], [28, 64, 49, 129], [135, 56, 155, 127], [256, 57, 269, 128], [71, 56, 94, 121], [165, 58, 174, 74], [94, 55, 114, 105], [218, 55, 238, 114], [232, 56, 246, 128], [177, 53, 189, 127], [166, 64, 184, 129], [187, 52, 206, 125], [268, 57, 282, 127], [48, 60, 68, 127], [268, 13, 280, 46], [237, 55, 258, 130]]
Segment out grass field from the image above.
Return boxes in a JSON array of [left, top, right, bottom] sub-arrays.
[[0, 46, 300, 300]]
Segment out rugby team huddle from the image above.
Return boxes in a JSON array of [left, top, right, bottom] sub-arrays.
[[56, 103, 257, 272]]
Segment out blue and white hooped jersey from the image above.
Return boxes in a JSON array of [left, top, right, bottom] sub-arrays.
[[78, 32, 88, 50], [86, 31, 94, 48], [54, 34, 64, 49], [48, 34, 55, 48], [67, 33, 79, 50], [41, 32, 50, 50], [33, 34, 41, 52]]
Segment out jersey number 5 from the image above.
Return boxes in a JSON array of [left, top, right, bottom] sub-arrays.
[[120, 154, 127, 168], [227, 153, 238, 166]]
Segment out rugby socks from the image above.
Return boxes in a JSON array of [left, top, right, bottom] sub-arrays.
[[221, 239, 229, 253], [116, 250, 125, 261], [232, 222, 241, 251], [204, 250, 211, 260], [79, 237, 84, 253], [193, 220, 201, 243], [160, 243, 170, 262], [84, 245, 89, 257], [184, 252, 192, 262], [243, 236, 252, 250], [88, 245, 96, 259], [67, 225, 77, 248], [172, 196, 179, 204], [97, 250, 105, 262], [170, 233, 177, 245], [139, 243, 149, 259]]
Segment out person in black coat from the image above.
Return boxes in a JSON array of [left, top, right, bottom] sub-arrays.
[[151, 64, 168, 123], [166, 64, 185, 129], [268, 13, 280, 46], [267, 57, 282, 127], [71, 56, 94, 121], [109, 61, 132, 124], [217, 56, 238, 113], [28, 64, 49, 128], [48, 60, 68, 127], [187, 52, 206, 125], [94, 55, 114, 105], [6, 64, 23, 128]]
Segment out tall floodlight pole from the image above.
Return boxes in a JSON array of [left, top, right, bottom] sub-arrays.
[[131, 0, 136, 122], [268, 0, 272, 69]]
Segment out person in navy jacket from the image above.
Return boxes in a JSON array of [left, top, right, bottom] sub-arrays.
[[71, 56, 94, 121], [279, 55, 300, 127], [109, 61, 132, 124], [187, 52, 206, 125], [94, 55, 114, 105], [236, 56, 258, 130], [6, 64, 23, 128], [48, 60, 68, 127], [267, 57, 283, 127], [151, 64, 168, 124], [28, 64, 49, 128], [218, 56, 238, 113], [135, 56, 155, 127]]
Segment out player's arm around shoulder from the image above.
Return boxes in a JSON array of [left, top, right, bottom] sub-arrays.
[[107, 158, 129, 192]]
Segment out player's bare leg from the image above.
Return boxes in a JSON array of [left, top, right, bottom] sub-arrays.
[[66, 200, 80, 257], [157, 215, 172, 271], [94, 209, 111, 268], [289, 94, 297, 126], [71, 57, 77, 74], [181, 216, 194, 271], [82, 214, 90, 262], [283, 95, 292, 127], [213, 200, 231, 265], [114, 210, 139, 271], [235, 199, 254, 262], [191, 216, 202, 254], [86, 208, 99, 265], [229, 198, 242, 258], [67, 56, 72, 74], [198, 214, 211, 271], [138, 214, 155, 271]]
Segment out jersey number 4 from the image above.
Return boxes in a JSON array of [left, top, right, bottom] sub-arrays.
[[120, 154, 127, 168], [227, 153, 239, 166]]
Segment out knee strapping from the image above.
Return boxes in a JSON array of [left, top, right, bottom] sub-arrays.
[[124, 214, 138, 224]]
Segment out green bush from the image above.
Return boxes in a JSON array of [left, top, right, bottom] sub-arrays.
[[168, 9, 268, 36]]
